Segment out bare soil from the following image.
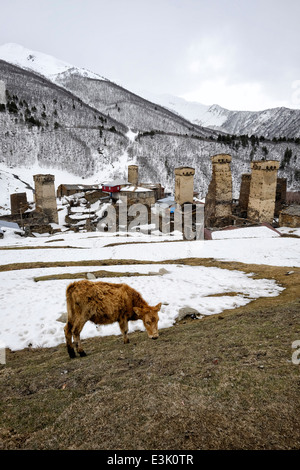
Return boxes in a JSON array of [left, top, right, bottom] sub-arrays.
[[0, 258, 300, 450]]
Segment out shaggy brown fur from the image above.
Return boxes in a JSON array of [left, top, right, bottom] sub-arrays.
[[64, 280, 161, 358]]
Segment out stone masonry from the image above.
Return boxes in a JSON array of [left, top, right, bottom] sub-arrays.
[[247, 160, 280, 224], [204, 154, 232, 228], [128, 165, 139, 186], [174, 167, 195, 205], [10, 192, 28, 215], [33, 174, 58, 224], [238, 174, 251, 218], [275, 177, 287, 217], [0, 80, 6, 105]]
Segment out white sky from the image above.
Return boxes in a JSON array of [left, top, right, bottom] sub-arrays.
[[0, 0, 300, 111]]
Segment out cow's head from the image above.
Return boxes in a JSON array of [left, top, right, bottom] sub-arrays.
[[133, 302, 161, 339]]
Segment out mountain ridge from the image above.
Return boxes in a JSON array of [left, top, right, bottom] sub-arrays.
[[142, 92, 300, 139]]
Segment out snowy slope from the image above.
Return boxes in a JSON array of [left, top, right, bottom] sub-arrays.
[[138, 92, 229, 129], [1, 229, 298, 351], [0, 43, 107, 82]]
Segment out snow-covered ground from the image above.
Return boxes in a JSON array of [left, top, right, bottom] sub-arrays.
[[0, 226, 299, 352]]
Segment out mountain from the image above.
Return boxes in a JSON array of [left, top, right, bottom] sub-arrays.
[[144, 92, 300, 139], [0, 43, 299, 215], [0, 43, 213, 138], [0, 43, 108, 82]]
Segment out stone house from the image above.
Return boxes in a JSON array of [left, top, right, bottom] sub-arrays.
[[278, 205, 300, 228]]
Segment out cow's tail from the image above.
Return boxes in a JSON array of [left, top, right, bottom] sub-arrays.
[[64, 282, 77, 358]]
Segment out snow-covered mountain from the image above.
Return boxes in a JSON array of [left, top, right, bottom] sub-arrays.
[[145, 92, 300, 139], [0, 43, 108, 82], [2, 43, 300, 139], [137, 92, 226, 129], [0, 43, 299, 215]]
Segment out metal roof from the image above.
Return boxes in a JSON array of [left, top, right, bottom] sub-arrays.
[[0, 220, 20, 229]]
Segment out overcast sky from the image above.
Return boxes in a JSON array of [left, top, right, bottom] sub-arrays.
[[1, 0, 300, 111]]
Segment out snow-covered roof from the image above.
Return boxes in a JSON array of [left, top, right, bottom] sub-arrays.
[[102, 179, 128, 187], [156, 196, 175, 207], [59, 184, 99, 190], [120, 185, 152, 192]]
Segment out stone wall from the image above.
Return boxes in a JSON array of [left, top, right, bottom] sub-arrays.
[[204, 154, 232, 228], [238, 174, 251, 217], [128, 165, 138, 186], [275, 178, 287, 217], [174, 167, 195, 205], [278, 205, 300, 228], [247, 161, 279, 224], [10, 192, 28, 215], [118, 189, 156, 207], [33, 174, 58, 224]]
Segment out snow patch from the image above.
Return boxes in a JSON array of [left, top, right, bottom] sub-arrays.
[[0, 230, 298, 351]]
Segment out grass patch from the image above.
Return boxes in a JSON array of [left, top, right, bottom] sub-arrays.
[[33, 270, 160, 282], [0, 295, 299, 450]]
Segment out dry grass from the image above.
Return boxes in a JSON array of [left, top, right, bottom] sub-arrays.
[[0, 257, 300, 450]]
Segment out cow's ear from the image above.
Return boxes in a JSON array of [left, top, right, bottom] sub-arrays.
[[155, 303, 162, 311], [133, 307, 143, 318]]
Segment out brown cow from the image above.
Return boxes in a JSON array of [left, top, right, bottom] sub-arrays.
[[64, 280, 161, 358]]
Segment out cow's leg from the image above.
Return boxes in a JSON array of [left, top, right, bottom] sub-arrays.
[[72, 319, 87, 357], [64, 321, 76, 359], [119, 317, 130, 344]]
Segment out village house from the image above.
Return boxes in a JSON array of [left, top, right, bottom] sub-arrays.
[[117, 185, 156, 206], [57, 183, 101, 198], [101, 179, 128, 195], [279, 205, 300, 228]]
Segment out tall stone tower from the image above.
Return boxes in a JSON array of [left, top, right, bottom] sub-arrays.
[[10, 193, 28, 215], [238, 174, 251, 218], [174, 167, 195, 205], [204, 154, 232, 227], [275, 177, 287, 217], [128, 165, 138, 186], [0, 80, 6, 105], [33, 174, 58, 224], [247, 160, 280, 224]]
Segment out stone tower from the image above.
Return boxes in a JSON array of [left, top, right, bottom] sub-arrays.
[[204, 154, 232, 227], [238, 174, 251, 218], [128, 165, 138, 186], [0, 80, 6, 105], [275, 177, 287, 217], [10, 193, 28, 215], [33, 174, 58, 224], [174, 167, 195, 205], [247, 160, 280, 224]]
